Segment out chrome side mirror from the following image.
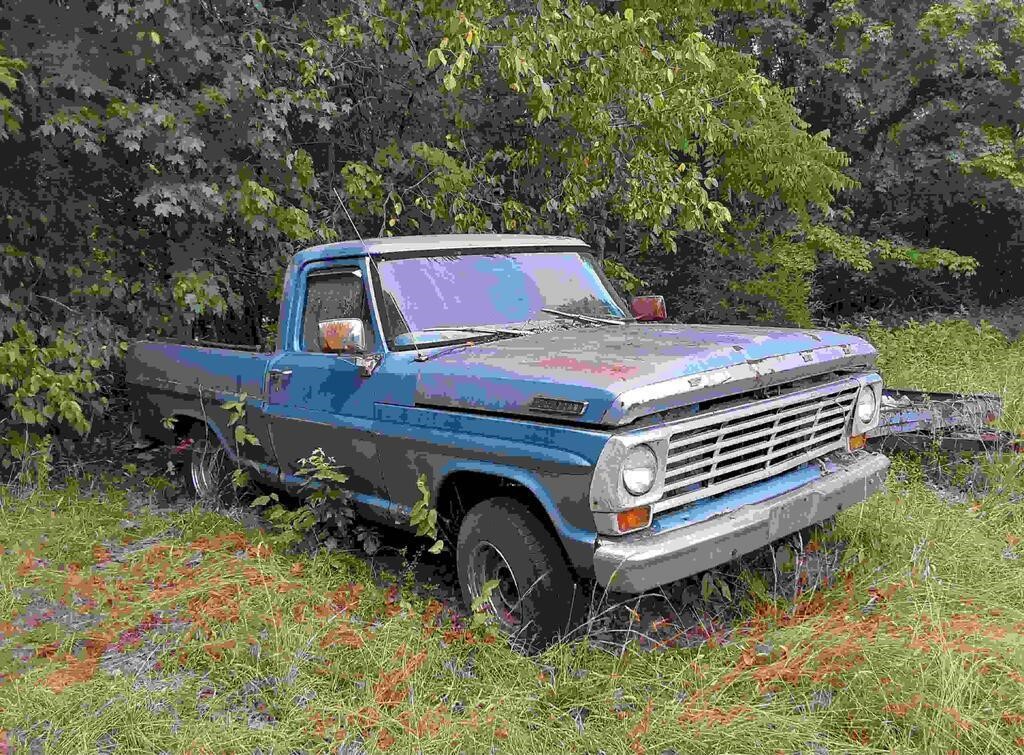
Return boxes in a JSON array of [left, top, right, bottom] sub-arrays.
[[318, 318, 366, 354]]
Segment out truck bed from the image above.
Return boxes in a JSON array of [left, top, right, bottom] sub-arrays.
[[126, 341, 272, 444]]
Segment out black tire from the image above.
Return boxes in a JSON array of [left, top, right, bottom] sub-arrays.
[[180, 424, 234, 506], [456, 496, 583, 650]]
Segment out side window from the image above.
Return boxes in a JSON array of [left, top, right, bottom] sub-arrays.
[[301, 271, 374, 352]]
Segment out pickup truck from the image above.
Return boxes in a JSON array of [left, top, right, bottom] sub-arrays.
[[126, 234, 890, 644]]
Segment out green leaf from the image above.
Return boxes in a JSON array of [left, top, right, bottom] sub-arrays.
[[470, 579, 501, 613], [701, 572, 714, 601], [232, 468, 250, 489], [716, 578, 732, 602]]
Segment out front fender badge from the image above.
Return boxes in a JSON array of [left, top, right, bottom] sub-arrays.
[[529, 396, 588, 416]]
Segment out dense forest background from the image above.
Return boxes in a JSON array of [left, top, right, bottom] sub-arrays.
[[1, 0, 1022, 462]]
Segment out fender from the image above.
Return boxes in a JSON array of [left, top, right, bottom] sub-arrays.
[[434, 458, 599, 554]]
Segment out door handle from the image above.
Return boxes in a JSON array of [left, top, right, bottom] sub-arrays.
[[268, 369, 293, 389]]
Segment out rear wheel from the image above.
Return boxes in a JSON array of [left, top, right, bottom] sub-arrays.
[[181, 425, 233, 505], [456, 497, 584, 650]]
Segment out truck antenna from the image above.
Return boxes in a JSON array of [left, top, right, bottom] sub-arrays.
[[333, 188, 363, 241], [336, 188, 427, 360]]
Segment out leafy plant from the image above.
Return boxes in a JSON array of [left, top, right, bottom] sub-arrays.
[[0, 43, 27, 139], [410, 474, 444, 554], [700, 571, 733, 603], [469, 578, 501, 632], [265, 447, 354, 550]]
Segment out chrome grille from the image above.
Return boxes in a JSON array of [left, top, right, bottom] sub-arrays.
[[657, 382, 859, 511]]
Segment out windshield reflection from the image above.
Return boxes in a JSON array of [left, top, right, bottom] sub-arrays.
[[374, 250, 627, 348]]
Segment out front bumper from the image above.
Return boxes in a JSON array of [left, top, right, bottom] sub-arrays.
[[592, 452, 890, 593]]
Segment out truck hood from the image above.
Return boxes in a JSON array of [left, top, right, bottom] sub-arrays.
[[413, 323, 877, 426]]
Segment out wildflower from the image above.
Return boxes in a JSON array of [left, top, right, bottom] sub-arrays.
[[376, 728, 396, 750], [374, 649, 427, 708], [202, 639, 236, 661], [320, 625, 363, 649]]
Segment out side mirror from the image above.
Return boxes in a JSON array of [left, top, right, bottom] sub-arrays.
[[630, 295, 667, 322], [318, 318, 366, 354]]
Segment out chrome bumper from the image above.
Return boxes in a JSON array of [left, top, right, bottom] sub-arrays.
[[592, 452, 890, 593]]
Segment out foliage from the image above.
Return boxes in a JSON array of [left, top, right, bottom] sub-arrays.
[[221, 393, 261, 454], [258, 447, 352, 550], [0, 321, 102, 474], [722, 0, 1024, 311], [2, 0, 1019, 454], [0, 42, 26, 139], [0, 0, 335, 460]]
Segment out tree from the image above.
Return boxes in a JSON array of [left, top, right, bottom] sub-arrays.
[[720, 0, 1024, 312], [0, 0, 983, 457]]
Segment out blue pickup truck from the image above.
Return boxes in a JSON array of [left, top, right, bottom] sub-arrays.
[[127, 234, 891, 643]]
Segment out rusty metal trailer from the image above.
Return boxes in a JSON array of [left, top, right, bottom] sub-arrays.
[[870, 389, 1022, 453]]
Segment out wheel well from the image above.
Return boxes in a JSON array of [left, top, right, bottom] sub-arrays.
[[171, 415, 201, 444], [435, 471, 566, 552]]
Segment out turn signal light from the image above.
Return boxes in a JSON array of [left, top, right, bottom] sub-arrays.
[[848, 433, 867, 451], [616, 505, 652, 533]]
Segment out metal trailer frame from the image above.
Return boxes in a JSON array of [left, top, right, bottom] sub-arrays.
[[869, 389, 1023, 454]]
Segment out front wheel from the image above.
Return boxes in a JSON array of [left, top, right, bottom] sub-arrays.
[[456, 497, 584, 649]]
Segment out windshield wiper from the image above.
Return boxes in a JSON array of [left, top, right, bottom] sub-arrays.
[[415, 325, 528, 336], [540, 307, 628, 325], [409, 325, 528, 362]]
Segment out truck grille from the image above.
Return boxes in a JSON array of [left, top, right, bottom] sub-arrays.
[[657, 382, 859, 511]]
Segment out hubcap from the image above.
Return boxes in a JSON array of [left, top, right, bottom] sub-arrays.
[[467, 540, 523, 629], [189, 438, 225, 501]]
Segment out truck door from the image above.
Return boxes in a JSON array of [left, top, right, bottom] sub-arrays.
[[263, 263, 387, 502]]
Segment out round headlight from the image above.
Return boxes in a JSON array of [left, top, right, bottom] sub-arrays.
[[622, 444, 658, 496], [856, 388, 877, 424]]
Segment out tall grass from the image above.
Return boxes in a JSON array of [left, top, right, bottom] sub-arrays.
[[0, 320, 1023, 754]]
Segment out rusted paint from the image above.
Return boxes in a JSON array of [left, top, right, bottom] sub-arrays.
[[533, 356, 640, 378]]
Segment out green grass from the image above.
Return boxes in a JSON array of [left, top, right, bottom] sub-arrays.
[[2, 320, 1024, 754]]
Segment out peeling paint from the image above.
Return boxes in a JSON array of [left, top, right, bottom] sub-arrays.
[[533, 356, 640, 378]]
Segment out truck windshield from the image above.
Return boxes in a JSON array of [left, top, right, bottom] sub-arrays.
[[373, 249, 629, 348]]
